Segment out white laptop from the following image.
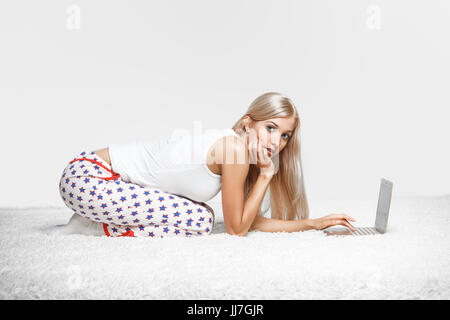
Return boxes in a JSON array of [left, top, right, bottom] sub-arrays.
[[323, 178, 393, 236]]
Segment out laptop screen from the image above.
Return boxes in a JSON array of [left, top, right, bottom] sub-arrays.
[[375, 178, 393, 233]]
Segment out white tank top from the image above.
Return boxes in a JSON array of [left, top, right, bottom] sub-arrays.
[[108, 128, 239, 202]]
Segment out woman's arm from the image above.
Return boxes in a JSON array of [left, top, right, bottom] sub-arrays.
[[237, 174, 272, 235], [249, 215, 315, 233], [220, 136, 273, 236], [249, 214, 356, 233]]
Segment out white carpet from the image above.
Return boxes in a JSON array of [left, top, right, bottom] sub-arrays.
[[1, 195, 449, 300]]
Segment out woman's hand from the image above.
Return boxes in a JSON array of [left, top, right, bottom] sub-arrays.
[[246, 130, 275, 178], [310, 214, 357, 231]]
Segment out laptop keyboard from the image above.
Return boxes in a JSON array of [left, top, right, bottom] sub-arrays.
[[352, 227, 379, 235]]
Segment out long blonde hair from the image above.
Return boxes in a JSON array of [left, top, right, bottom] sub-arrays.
[[231, 92, 309, 220]]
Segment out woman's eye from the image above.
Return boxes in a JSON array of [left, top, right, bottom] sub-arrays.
[[267, 125, 289, 140]]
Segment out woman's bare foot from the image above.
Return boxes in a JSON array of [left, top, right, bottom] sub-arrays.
[[44, 213, 104, 236]]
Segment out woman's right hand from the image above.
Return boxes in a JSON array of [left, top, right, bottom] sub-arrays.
[[310, 214, 357, 231], [247, 131, 275, 178]]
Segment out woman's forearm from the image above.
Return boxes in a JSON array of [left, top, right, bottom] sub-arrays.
[[249, 215, 315, 233], [238, 174, 272, 235]]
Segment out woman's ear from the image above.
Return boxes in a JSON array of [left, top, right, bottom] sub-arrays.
[[243, 116, 252, 132]]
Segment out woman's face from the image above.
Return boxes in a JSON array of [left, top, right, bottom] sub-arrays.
[[246, 116, 296, 157]]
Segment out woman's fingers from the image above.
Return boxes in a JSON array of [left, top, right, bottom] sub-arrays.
[[320, 217, 356, 231], [326, 213, 356, 222], [340, 219, 356, 231], [249, 135, 257, 164], [331, 218, 355, 231]]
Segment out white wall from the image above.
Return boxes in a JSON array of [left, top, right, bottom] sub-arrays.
[[1, 0, 449, 211]]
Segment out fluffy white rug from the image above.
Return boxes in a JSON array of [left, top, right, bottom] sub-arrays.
[[1, 195, 449, 300]]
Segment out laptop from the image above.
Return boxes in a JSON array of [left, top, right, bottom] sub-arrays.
[[323, 178, 393, 236]]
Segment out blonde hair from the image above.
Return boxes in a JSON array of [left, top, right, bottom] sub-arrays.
[[231, 92, 309, 220]]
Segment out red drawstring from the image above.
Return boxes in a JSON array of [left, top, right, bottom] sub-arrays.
[[69, 157, 121, 181]]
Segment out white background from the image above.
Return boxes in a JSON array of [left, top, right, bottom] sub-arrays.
[[1, 0, 449, 210]]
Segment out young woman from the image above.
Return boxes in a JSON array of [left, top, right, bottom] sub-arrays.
[[47, 92, 355, 238]]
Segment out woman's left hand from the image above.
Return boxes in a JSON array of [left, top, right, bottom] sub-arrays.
[[310, 214, 356, 231]]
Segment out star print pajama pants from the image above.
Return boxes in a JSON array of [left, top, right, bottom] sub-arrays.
[[58, 151, 215, 238]]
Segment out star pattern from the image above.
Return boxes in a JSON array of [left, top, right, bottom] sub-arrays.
[[60, 150, 214, 238]]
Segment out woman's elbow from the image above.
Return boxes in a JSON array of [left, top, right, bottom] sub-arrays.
[[227, 230, 248, 237], [225, 225, 248, 237]]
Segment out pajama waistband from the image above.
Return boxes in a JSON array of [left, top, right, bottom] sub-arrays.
[[63, 151, 121, 181]]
